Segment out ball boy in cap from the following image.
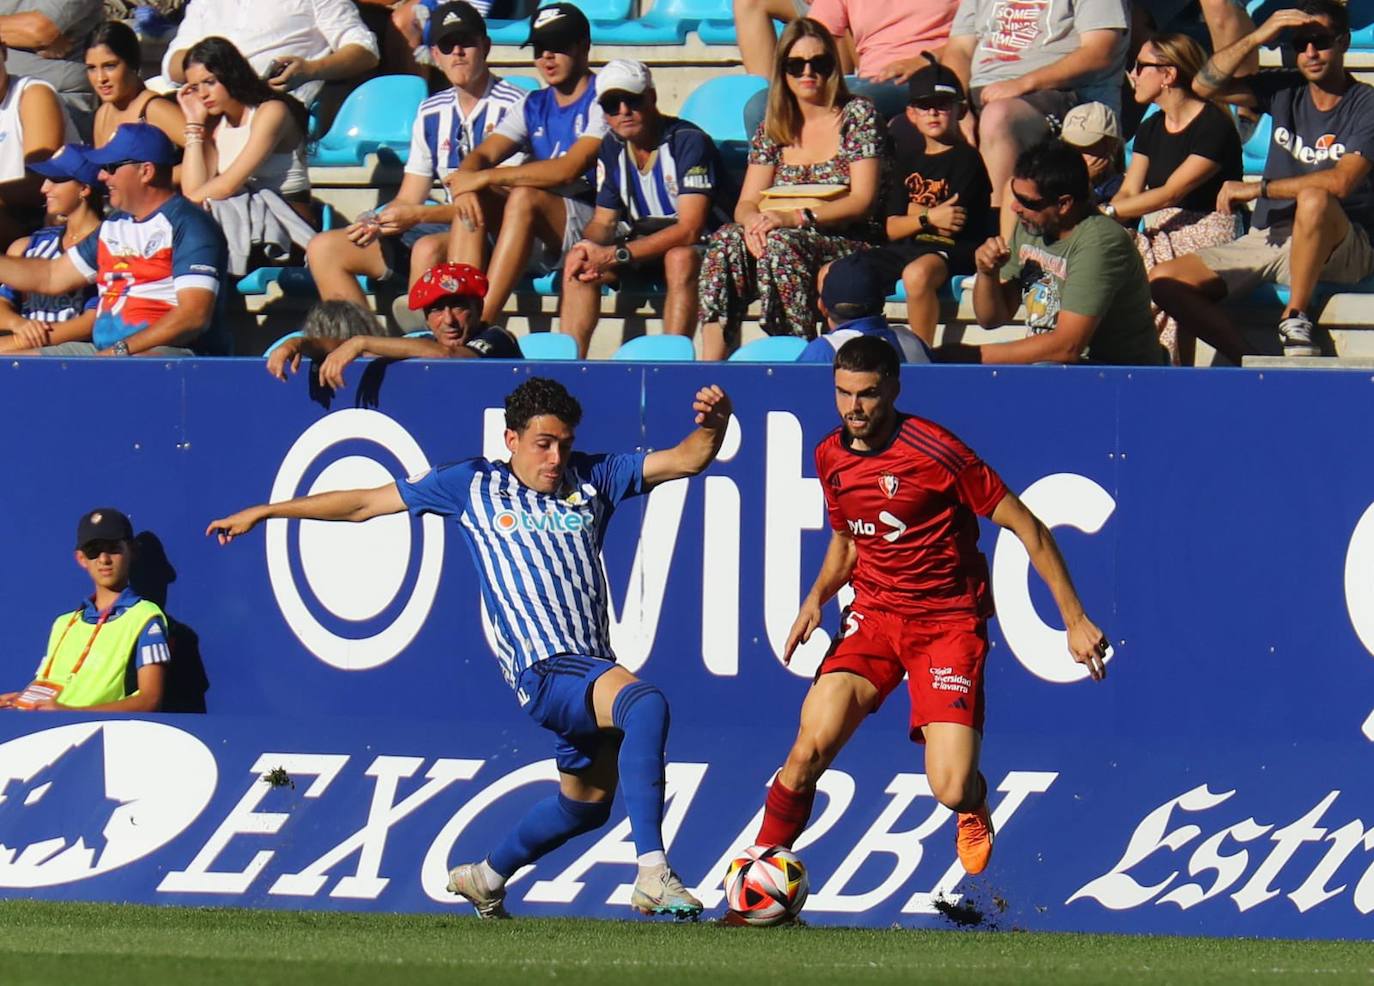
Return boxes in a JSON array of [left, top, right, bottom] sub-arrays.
[[0, 508, 170, 712], [799, 255, 930, 362], [446, 2, 610, 324], [848, 55, 992, 344]]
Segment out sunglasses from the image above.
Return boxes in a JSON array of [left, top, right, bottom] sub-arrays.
[[598, 91, 647, 115], [911, 98, 959, 113], [80, 540, 126, 560], [1133, 59, 1169, 73], [101, 159, 144, 172], [1011, 187, 1058, 211], [783, 54, 835, 78], [1288, 31, 1339, 52], [436, 35, 483, 54], [533, 42, 576, 58]]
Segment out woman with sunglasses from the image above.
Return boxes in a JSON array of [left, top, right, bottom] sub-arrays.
[[177, 36, 312, 216], [87, 21, 186, 150], [698, 18, 884, 359], [1111, 34, 1242, 364]]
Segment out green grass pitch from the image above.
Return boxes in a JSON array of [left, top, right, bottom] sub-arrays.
[[1, 901, 1371, 985]]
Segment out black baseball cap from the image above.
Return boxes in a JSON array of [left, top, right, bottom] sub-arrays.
[[75, 507, 133, 549], [821, 255, 887, 318], [431, 1, 487, 45], [907, 57, 965, 104], [523, 2, 591, 49]]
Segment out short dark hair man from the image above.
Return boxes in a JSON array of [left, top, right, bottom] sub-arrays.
[[560, 59, 728, 358], [0, 123, 229, 356], [0, 508, 169, 713], [940, 139, 1165, 365], [798, 255, 930, 363], [268, 262, 521, 388], [1152, 0, 1374, 362], [208, 377, 735, 920]]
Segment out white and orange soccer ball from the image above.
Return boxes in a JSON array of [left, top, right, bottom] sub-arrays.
[[724, 845, 809, 926]]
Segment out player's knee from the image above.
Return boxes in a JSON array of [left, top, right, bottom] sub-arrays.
[[611, 681, 670, 734], [559, 793, 613, 833], [927, 768, 980, 812], [782, 733, 834, 785]]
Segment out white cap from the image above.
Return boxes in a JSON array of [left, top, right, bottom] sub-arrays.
[[1060, 102, 1121, 147], [595, 59, 653, 98]]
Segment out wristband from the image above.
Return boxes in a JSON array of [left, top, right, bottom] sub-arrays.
[[1259, 179, 1270, 199], [1103, 203, 1118, 219], [918, 207, 933, 231], [112, 339, 130, 357]]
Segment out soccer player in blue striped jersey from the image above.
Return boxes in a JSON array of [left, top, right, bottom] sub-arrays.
[[559, 60, 730, 358], [207, 377, 734, 920], [305, 1, 526, 312]]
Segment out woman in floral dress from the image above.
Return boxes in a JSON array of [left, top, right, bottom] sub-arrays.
[[698, 18, 884, 359]]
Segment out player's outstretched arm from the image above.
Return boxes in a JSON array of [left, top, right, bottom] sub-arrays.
[[206, 483, 407, 545], [990, 492, 1110, 681], [784, 529, 857, 665], [642, 385, 733, 488]]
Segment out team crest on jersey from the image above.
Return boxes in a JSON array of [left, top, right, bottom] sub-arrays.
[[879, 473, 899, 498], [664, 175, 677, 197]]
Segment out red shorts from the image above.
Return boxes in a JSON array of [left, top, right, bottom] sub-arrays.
[[818, 606, 988, 741]]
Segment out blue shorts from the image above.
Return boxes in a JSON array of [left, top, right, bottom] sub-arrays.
[[516, 655, 618, 773]]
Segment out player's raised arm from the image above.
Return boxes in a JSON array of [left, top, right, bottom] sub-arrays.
[[784, 528, 858, 665], [989, 491, 1110, 680], [206, 483, 408, 545], [642, 385, 733, 488]]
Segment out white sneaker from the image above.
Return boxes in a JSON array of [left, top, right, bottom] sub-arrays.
[[631, 866, 703, 919], [446, 862, 510, 919], [1279, 312, 1319, 357]]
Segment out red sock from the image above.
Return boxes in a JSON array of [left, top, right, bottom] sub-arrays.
[[756, 780, 815, 848]]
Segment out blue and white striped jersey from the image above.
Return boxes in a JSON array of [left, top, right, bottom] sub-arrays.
[[399, 451, 647, 689], [406, 78, 528, 201], [595, 117, 728, 235], [493, 78, 608, 199], [0, 226, 97, 321]]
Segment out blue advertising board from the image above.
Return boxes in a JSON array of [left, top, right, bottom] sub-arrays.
[[1, 359, 1373, 938]]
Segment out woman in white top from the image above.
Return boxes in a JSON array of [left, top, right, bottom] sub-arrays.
[[87, 21, 186, 150], [177, 36, 312, 216]]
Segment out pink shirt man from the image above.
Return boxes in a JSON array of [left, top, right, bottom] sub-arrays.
[[807, 0, 959, 78]]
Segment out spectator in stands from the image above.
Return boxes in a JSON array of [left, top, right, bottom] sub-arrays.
[[267, 263, 519, 386], [301, 298, 380, 338], [698, 19, 884, 360], [741, 0, 960, 133], [161, 0, 380, 108], [798, 251, 929, 361], [1110, 33, 1242, 365], [0, 507, 169, 713], [306, 2, 525, 311], [1152, 0, 1374, 362], [87, 22, 186, 150], [446, 3, 608, 324], [389, 0, 495, 77], [937, 140, 1165, 365], [1062, 103, 1125, 206], [0, 41, 78, 243], [0, 123, 229, 356], [0, 144, 101, 352], [560, 60, 728, 358], [942, 0, 1128, 218], [856, 56, 990, 345], [0, 0, 102, 134]]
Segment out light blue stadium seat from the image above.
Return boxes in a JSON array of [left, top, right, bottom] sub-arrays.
[[236, 267, 372, 297], [1247, 274, 1374, 309], [1242, 113, 1271, 178], [886, 274, 966, 305], [591, 0, 731, 44], [503, 74, 541, 92], [262, 330, 304, 359], [489, 0, 633, 43], [519, 332, 579, 359], [310, 76, 427, 167], [612, 334, 696, 360], [679, 74, 768, 172], [728, 335, 806, 361]]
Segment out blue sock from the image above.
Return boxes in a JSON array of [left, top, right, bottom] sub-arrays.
[[612, 681, 670, 857], [487, 793, 611, 878]]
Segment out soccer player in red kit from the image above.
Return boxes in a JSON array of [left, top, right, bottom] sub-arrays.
[[756, 335, 1109, 877]]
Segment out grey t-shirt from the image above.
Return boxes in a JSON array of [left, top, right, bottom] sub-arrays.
[[0, 0, 101, 125], [1248, 71, 1374, 235], [950, 0, 1129, 111]]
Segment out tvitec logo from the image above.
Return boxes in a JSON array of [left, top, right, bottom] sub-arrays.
[[492, 507, 591, 536], [0, 722, 216, 888]]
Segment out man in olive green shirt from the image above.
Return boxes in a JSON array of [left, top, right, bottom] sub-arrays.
[[936, 139, 1166, 366]]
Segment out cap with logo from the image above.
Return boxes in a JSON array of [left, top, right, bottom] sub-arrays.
[[430, 0, 488, 46], [595, 59, 653, 99], [523, 2, 591, 49], [86, 123, 179, 167], [409, 262, 490, 310], [1059, 102, 1121, 147], [820, 254, 887, 319], [29, 144, 105, 187], [907, 59, 965, 104], [75, 507, 133, 549]]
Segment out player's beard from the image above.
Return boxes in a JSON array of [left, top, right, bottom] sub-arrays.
[[844, 407, 889, 442]]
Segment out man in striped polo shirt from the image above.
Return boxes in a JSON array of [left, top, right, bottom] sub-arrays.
[[306, 1, 527, 311], [207, 376, 734, 920], [560, 59, 730, 358]]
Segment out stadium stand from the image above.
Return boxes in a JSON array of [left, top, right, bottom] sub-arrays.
[[727, 335, 806, 361], [518, 331, 580, 359], [591, 0, 734, 45], [611, 333, 696, 360], [309, 75, 428, 167]]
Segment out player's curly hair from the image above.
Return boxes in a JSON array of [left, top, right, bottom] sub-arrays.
[[505, 377, 584, 432], [834, 336, 899, 380]]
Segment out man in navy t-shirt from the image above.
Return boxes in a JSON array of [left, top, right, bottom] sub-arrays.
[[445, 2, 609, 325], [559, 59, 730, 357], [1153, 0, 1374, 362]]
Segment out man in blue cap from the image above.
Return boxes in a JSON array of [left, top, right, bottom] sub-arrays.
[[0, 122, 229, 356], [797, 255, 931, 363]]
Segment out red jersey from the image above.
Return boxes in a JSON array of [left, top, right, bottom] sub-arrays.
[[816, 413, 1008, 618]]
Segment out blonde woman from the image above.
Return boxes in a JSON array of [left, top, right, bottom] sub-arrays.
[[1111, 33, 1242, 363], [697, 18, 883, 359]]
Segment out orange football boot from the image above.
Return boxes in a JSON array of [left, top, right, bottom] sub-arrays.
[[956, 802, 995, 875]]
